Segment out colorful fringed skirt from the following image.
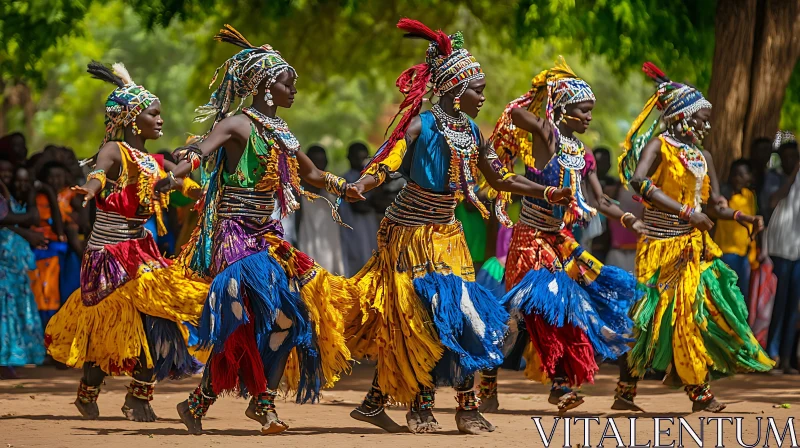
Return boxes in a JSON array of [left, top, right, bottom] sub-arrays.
[[630, 210, 773, 385], [501, 219, 636, 386], [191, 190, 352, 402], [45, 210, 207, 380], [346, 184, 508, 405], [0, 228, 45, 366]]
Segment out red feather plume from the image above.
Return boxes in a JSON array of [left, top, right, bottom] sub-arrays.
[[642, 62, 670, 84], [396, 18, 452, 56]]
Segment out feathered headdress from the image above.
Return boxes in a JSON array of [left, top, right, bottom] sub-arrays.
[[194, 24, 295, 126], [366, 18, 484, 171], [87, 61, 158, 148], [617, 62, 712, 188]]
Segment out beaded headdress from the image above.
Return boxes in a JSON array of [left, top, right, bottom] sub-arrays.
[[194, 25, 296, 126], [618, 62, 713, 187], [87, 61, 158, 148], [370, 18, 484, 168]]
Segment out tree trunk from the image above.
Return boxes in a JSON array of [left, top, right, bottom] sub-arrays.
[[705, 0, 758, 179], [742, 0, 800, 158]]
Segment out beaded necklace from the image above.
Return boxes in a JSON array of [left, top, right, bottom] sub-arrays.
[[431, 104, 487, 217], [665, 134, 706, 209], [243, 107, 300, 154]]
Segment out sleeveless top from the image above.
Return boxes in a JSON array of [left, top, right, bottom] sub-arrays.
[[650, 135, 710, 208]]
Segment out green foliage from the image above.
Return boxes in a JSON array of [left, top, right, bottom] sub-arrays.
[[0, 0, 90, 85]]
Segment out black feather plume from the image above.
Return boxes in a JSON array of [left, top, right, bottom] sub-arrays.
[[87, 61, 124, 88]]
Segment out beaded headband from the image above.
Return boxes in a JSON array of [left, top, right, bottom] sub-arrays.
[[101, 63, 158, 147], [551, 77, 596, 109], [195, 25, 296, 125]]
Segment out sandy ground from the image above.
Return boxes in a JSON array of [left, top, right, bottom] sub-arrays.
[[1, 363, 797, 448]]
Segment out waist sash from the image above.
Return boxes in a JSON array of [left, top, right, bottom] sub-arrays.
[[385, 183, 458, 226]]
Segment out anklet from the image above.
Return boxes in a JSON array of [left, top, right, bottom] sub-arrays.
[[363, 384, 388, 408], [615, 381, 638, 401], [188, 386, 216, 418], [411, 388, 435, 412], [127, 379, 155, 402], [254, 389, 279, 416], [456, 390, 481, 411], [77, 380, 101, 404], [550, 377, 572, 394], [477, 374, 497, 399], [685, 383, 713, 403]]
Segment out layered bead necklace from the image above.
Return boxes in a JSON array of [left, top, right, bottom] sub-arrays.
[[243, 107, 300, 153], [431, 104, 486, 216], [665, 133, 707, 210]]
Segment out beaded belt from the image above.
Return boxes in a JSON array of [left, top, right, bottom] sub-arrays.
[[518, 198, 563, 233], [87, 209, 147, 249], [642, 208, 693, 239], [385, 183, 457, 226], [218, 187, 276, 219]]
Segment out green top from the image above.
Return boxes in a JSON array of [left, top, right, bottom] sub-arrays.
[[455, 202, 487, 263], [222, 125, 269, 188]]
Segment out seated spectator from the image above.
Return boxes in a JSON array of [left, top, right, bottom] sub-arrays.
[[714, 159, 757, 299]]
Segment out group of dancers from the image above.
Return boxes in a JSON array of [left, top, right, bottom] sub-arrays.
[[43, 19, 774, 436]]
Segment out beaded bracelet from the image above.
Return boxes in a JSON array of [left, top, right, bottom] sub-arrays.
[[323, 171, 348, 197], [544, 186, 557, 204], [679, 204, 695, 221], [637, 178, 659, 200], [86, 169, 107, 189], [620, 212, 635, 229], [181, 144, 202, 171]]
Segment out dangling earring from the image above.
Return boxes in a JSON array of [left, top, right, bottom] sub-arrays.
[[265, 89, 274, 107], [454, 96, 461, 112], [559, 106, 567, 124], [132, 122, 142, 135]]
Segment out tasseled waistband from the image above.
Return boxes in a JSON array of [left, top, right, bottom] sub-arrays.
[[218, 187, 276, 219], [519, 198, 563, 233], [642, 208, 693, 239], [385, 183, 457, 226], [87, 209, 147, 249]]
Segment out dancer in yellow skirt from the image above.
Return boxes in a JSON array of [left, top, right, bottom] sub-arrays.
[[45, 62, 208, 421], [345, 19, 571, 434], [164, 26, 355, 435], [617, 62, 773, 412]]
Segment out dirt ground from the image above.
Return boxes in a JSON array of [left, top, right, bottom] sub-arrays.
[[1, 363, 797, 448]]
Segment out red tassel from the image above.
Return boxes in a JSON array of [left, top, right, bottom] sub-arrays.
[[210, 296, 268, 396], [642, 62, 667, 83]]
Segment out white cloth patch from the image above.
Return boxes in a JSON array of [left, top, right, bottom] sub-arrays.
[[227, 278, 239, 298], [459, 283, 486, 338], [209, 291, 217, 309], [431, 293, 439, 310], [548, 278, 559, 295], [269, 330, 289, 351], [275, 310, 293, 330]]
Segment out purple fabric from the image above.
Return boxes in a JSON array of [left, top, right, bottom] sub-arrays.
[[496, 225, 513, 263], [80, 247, 130, 306], [211, 216, 284, 275]]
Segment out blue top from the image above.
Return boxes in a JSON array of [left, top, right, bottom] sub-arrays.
[[402, 111, 481, 193]]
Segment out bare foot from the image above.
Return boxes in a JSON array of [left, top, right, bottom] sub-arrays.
[[260, 411, 289, 435], [611, 396, 645, 412], [350, 404, 408, 433], [692, 397, 726, 413], [406, 409, 440, 434], [74, 399, 100, 420], [548, 390, 584, 415], [121, 393, 157, 422], [244, 400, 267, 426], [455, 409, 495, 434], [177, 400, 203, 434], [478, 394, 499, 413]]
